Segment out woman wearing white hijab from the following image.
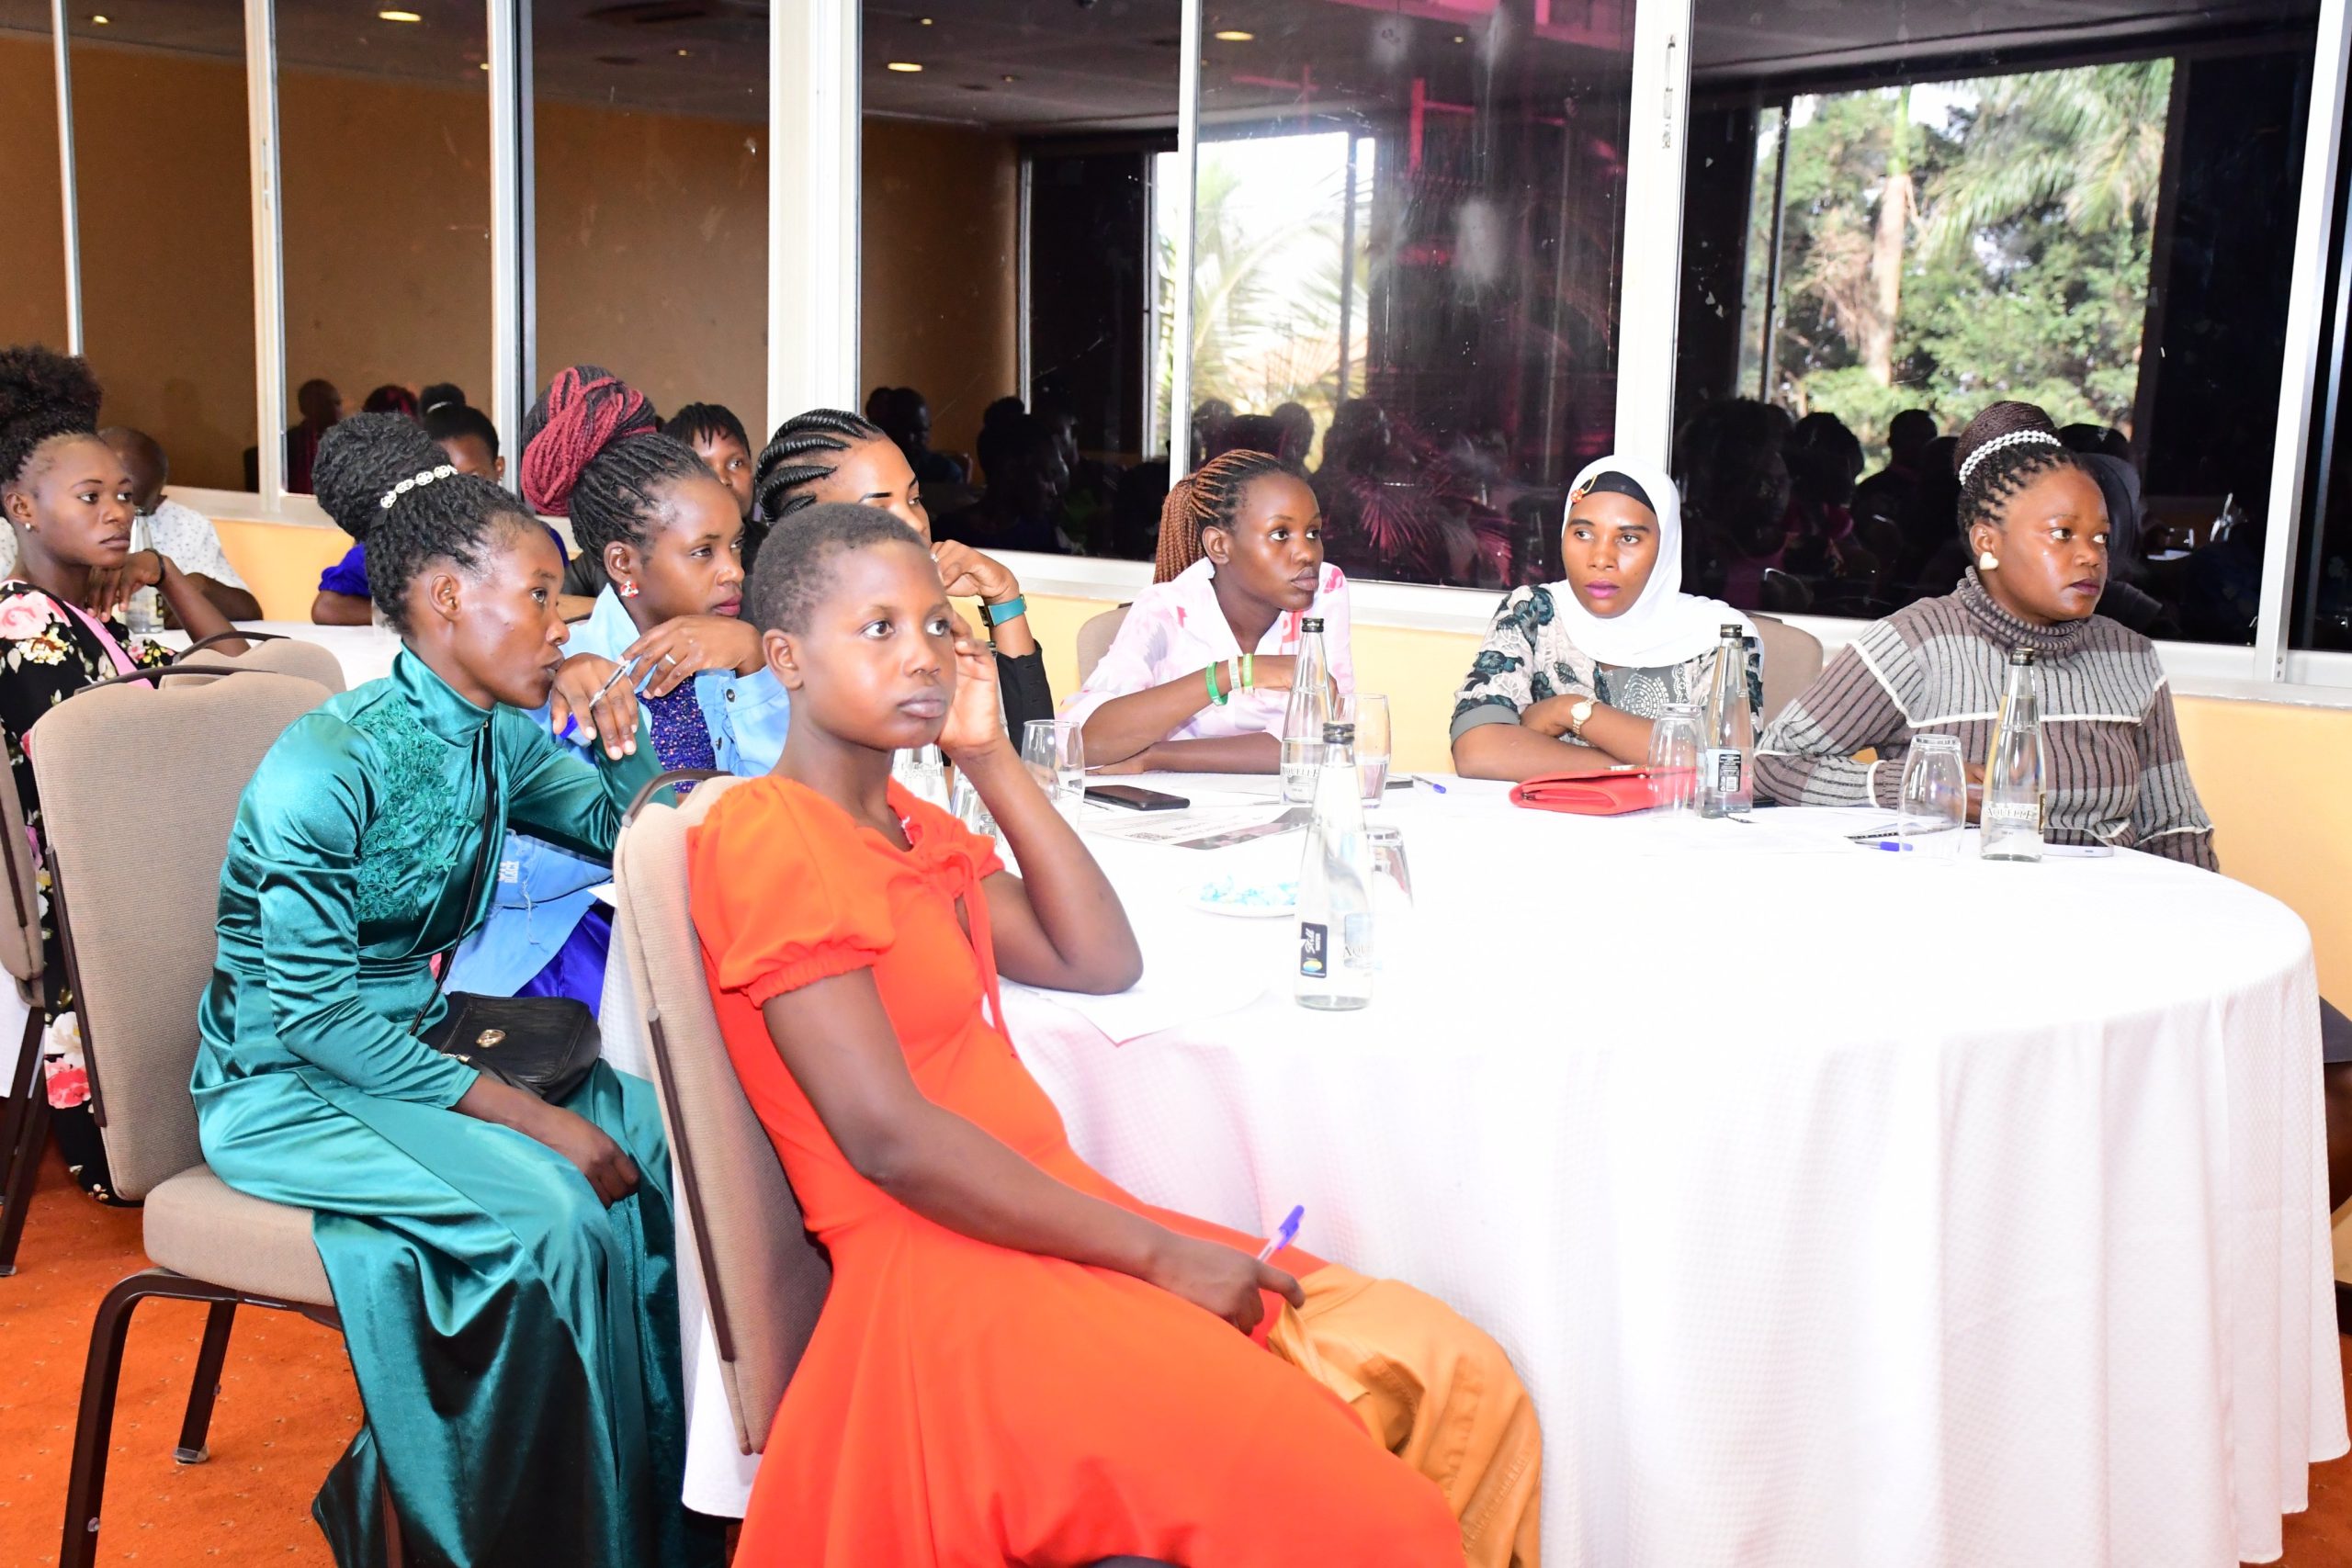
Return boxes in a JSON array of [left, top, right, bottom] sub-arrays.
[[1451, 453, 1763, 780]]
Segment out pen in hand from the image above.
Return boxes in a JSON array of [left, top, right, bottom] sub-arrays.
[[559, 654, 642, 743], [1256, 1204, 1305, 1262]]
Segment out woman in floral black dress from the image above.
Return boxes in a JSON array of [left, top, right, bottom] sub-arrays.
[[0, 345, 242, 1198]]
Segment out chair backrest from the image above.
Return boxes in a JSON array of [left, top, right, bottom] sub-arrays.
[[1750, 613, 1825, 728], [28, 671, 327, 1199], [612, 774, 831, 1454], [0, 752, 40, 995], [1074, 605, 1130, 685], [191, 636, 349, 694]]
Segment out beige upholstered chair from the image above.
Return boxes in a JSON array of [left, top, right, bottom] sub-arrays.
[[1074, 604, 1132, 686], [1750, 614, 1826, 728], [28, 670, 390, 1568], [180, 633, 348, 694], [0, 748, 50, 1273], [611, 773, 831, 1453]]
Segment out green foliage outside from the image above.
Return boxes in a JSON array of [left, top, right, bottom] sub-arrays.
[[1758, 60, 2172, 467]]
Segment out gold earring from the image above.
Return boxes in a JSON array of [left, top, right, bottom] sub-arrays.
[[1978, 550, 1999, 570]]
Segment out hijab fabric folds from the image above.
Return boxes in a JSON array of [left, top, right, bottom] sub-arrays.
[[1558, 453, 1755, 668]]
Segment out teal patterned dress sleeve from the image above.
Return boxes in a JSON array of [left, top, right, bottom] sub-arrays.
[[496, 705, 662, 862], [239, 714, 480, 1108]]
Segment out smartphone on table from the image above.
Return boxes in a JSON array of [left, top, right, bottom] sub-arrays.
[[1084, 784, 1191, 812]]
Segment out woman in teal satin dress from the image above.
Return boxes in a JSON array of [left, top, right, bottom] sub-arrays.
[[189, 414, 718, 1567]]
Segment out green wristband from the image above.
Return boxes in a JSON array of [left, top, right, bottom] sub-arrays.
[[1205, 660, 1227, 706]]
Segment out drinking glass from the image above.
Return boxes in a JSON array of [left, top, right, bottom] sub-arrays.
[[1021, 718, 1085, 822], [1647, 702, 1702, 815], [1366, 822, 1414, 972], [950, 767, 998, 841], [1897, 735, 1968, 856], [1340, 694, 1392, 804]]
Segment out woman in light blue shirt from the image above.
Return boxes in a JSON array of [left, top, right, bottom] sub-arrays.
[[448, 366, 789, 1002]]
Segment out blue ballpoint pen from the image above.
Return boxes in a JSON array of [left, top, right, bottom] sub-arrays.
[[559, 653, 645, 744], [1256, 1204, 1305, 1262]]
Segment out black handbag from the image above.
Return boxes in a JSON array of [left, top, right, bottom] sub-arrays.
[[412, 733, 604, 1100]]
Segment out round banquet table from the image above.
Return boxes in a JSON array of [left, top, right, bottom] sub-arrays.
[[614, 776, 2346, 1567]]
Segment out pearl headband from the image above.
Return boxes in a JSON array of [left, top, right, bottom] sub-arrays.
[[1957, 430, 2061, 489], [378, 463, 458, 512]]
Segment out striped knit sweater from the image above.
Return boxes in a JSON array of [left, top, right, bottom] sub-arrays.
[[1755, 570, 2217, 868]]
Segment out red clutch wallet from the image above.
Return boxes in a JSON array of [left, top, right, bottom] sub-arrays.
[[1509, 766, 1679, 817]]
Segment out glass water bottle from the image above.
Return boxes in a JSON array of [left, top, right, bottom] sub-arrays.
[[1981, 647, 2045, 862], [1699, 624, 1755, 818], [1280, 616, 1332, 805], [1295, 720, 1374, 1011]]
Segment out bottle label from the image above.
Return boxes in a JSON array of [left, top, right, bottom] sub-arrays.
[[1984, 799, 2041, 830], [1298, 921, 1329, 978], [1704, 748, 1745, 793]]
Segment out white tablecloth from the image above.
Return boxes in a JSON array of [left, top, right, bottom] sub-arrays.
[[611, 784, 2346, 1565], [154, 619, 401, 689]]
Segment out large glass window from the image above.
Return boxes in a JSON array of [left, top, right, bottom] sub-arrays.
[[1676, 1, 2319, 642], [71, 3, 254, 491], [2294, 99, 2352, 657], [276, 0, 492, 493], [0, 2, 70, 354], [530, 0, 767, 425], [1176, 1, 1636, 590], [859, 0, 1182, 559]]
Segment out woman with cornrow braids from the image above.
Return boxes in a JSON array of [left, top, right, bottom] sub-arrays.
[[1758, 396, 2352, 1220], [446, 367, 792, 1010], [1061, 446, 1353, 771], [191, 411, 718, 1568], [755, 404, 1056, 735]]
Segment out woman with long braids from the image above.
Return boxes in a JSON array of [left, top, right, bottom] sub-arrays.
[[0, 345, 242, 1201], [190, 412, 715, 1568], [447, 366, 789, 1008], [755, 406, 1055, 737], [1062, 447, 1351, 772]]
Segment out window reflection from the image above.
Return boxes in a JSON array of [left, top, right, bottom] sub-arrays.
[[276, 0, 491, 492], [0, 3, 70, 353], [70, 2, 255, 491], [1677, 1, 2318, 643], [1182, 0, 1637, 589], [530, 0, 766, 423]]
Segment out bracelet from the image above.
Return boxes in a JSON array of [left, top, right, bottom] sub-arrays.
[[1205, 660, 1227, 706], [982, 593, 1027, 627], [1239, 652, 1254, 692]]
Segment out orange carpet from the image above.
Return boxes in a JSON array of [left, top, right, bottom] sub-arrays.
[[7, 1129, 2352, 1567], [0, 1144, 356, 1566]]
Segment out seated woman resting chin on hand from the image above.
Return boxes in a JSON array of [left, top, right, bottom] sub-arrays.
[[1061, 448, 1351, 773], [691, 505, 1537, 1566], [1452, 455, 1761, 781]]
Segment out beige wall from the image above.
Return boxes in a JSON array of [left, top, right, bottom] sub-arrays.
[[73, 42, 256, 490], [0, 36, 74, 358], [535, 97, 766, 426], [860, 118, 1021, 460]]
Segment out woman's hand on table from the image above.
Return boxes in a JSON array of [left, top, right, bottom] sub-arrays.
[[548, 652, 639, 761], [1146, 1232, 1304, 1334], [1521, 693, 1596, 740], [621, 614, 763, 692]]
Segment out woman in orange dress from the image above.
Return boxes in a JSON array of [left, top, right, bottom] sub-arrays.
[[689, 504, 1498, 1566]]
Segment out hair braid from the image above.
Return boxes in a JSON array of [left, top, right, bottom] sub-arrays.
[[312, 412, 537, 633], [520, 365, 711, 562], [752, 407, 887, 523], [1157, 449, 1295, 579], [1954, 400, 2079, 539]]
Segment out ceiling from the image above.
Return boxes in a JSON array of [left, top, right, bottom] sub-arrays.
[[0, 0, 2319, 132]]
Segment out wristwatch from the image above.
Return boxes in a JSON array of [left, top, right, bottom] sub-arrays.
[[1567, 697, 1597, 739], [980, 594, 1027, 627]]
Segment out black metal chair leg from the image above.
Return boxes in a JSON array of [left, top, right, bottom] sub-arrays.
[[0, 1010, 52, 1277], [174, 1300, 238, 1463]]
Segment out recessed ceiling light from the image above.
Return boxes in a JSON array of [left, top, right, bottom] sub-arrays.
[[88, 13, 108, 23], [919, 15, 933, 23], [1453, 33, 1466, 42], [1001, 73, 1016, 83], [477, 61, 488, 69], [886, 61, 923, 72], [674, 47, 689, 56], [379, 8, 424, 21], [1214, 29, 1253, 41]]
